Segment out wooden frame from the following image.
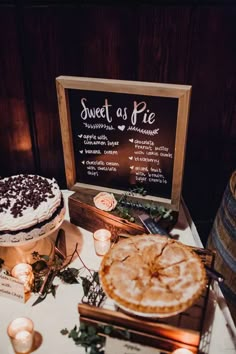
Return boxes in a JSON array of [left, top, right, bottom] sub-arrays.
[[56, 76, 191, 211]]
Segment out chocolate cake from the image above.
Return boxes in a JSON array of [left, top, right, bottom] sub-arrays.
[[0, 174, 65, 244]]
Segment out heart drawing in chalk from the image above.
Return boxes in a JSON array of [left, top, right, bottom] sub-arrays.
[[129, 156, 133, 160], [78, 134, 83, 138], [118, 125, 126, 131], [129, 138, 134, 143], [79, 150, 83, 154], [130, 166, 134, 170]]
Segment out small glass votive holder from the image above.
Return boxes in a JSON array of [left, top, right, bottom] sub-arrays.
[[7, 317, 34, 354], [11, 263, 34, 293], [171, 349, 194, 354], [93, 229, 111, 256]]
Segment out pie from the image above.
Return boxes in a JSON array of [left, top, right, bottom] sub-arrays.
[[99, 234, 207, 316]]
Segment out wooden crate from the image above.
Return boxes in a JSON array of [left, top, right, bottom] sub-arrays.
[[69, 187, 178, 238], [78, 247, 214, 353]]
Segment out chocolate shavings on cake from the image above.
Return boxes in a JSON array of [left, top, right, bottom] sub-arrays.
[[0, 175, 56, 218]]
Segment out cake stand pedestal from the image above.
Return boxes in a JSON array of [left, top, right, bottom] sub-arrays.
[[0, 207, 65, 271], [0, 226, 63, 272], [0, 237, 55, 271]]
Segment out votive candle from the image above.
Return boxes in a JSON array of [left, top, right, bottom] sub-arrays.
[[11, 263, 34, 293], [93, 229, 111, 256], [7, 317, 34, 354], [171, 349, 194, 354]]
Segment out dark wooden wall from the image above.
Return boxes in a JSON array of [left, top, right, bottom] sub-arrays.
[[1, 1, 236, 245]]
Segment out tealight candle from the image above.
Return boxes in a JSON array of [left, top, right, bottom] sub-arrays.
[[11, 263, 34, 293], [93, 229, 111, 256], [7, 317, 34, 354], [171, 349, 194, 354]]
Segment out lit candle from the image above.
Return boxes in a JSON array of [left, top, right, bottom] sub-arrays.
[[171, 349, 194, 354], [11, 263, 34, 293], [7, 317, 34, 354], [93, 229, 111, 256]]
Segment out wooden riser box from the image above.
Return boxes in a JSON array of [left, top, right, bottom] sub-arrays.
[[68, 187, 178, 239]]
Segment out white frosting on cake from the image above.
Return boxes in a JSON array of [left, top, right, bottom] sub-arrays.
[[0, 174, 62, 232]]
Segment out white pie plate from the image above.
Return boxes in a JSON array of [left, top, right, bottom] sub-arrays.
[[111, 298, 185, 319]]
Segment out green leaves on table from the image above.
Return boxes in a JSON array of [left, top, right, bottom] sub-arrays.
[[30, 245, 106, 306], [62, 323, 104, 354], [81, 271, 106, 307], [59, 267, 80, 284], [61, 322, 131, 354]]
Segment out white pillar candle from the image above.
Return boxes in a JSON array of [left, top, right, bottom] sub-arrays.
[[11, 263, 34, 293], [7, 317, 34, 353], [93, 229, 111, 256], [171, 349, 194, 354]]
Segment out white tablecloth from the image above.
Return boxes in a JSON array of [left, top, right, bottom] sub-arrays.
[[0, 190, 235, 354]]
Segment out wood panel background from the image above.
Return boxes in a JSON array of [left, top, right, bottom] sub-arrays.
[[0, 1, 235, 245]]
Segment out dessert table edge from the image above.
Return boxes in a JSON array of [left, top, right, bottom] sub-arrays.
[[0, 190, 235, 354]]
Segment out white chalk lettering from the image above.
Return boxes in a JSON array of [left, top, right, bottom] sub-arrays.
[[131, 101, 156, 125], [80, 98, 112, 122]]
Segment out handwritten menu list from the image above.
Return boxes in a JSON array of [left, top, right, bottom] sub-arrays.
[[69, 90, 178, 199]]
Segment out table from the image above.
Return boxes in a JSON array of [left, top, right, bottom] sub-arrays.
[[0, 190, 235, 354]]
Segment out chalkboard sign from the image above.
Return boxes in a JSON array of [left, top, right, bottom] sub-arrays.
[[56, 76, 191, 211]]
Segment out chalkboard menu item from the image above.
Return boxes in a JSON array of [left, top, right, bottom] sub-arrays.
[[56, 76, 191, 211]]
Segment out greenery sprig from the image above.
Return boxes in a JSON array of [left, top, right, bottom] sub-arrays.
[[0, 243, 105, 306], [115, 186, 173, 223], [30, 244, 106, 306], [81, 271, 106, 307], [61, 322, 130, 354], [61, 323, 105, 354]]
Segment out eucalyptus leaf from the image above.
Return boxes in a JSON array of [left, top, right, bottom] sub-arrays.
[[104, 326, 112, 335], [79, 332, 88, 341], [89, 334, 101, 344], [87, 326, 97, 336], [90, 347, 98, 354], [59, 268, 79, 284], [51, 284, 58, 297], [115, 186, 173, 223], [80, 322, 86, 331], [92, 272, 99, 284], [41, 255, 50, 262], [31, 260, 48, 273], [69, 326, 79, 339], [62, 322, 132, 354], [81, 276, 92, 296]]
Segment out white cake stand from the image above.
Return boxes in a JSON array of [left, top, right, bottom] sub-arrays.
[[0, 208, 65, 271]]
